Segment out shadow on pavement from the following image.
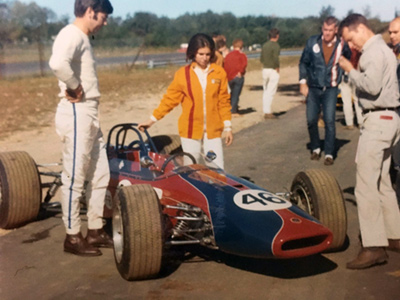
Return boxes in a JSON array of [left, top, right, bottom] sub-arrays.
[[238, 107, 256, 115], [248, 84, 300, 98], [22, 224, 60, 244], [305, 138, 350, 159], [183, 245, 337, 279]]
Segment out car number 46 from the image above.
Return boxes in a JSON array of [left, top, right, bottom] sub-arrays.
[[233, 190, 292, 211]]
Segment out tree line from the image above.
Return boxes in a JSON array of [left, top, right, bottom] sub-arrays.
[[0, 1, 396, 54]]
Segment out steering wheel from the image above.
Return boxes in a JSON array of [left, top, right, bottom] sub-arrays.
[[127, 140, 141, 150], [161, 152, 197, 173]]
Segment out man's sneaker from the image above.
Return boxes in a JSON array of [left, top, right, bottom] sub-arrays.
[[310, 152, 321, 160], [324, 156, 334, 165], [264, 113, 278, 120]]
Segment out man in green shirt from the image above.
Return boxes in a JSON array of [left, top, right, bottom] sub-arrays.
[[260, 28, 280, 119]]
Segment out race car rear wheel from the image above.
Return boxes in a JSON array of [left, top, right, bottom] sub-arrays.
[[0, 151, 42, 229], [290, 169, 347, 251], [113, 184, 164, 280], [150, 135, 182, 154]]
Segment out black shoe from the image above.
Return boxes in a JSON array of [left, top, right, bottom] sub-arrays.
[[86, 228, 113, 248], [310, 152, 321, 161], [64, 233, 102, 256], [346, 247, 388, 269]]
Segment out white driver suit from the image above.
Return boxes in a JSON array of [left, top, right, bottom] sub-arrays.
[[49, 24, 110, 235]]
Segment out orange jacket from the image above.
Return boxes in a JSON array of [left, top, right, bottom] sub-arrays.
[[152, 62, 231, 139]]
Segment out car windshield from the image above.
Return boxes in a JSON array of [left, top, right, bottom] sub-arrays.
[[166, 150, 225, 174]]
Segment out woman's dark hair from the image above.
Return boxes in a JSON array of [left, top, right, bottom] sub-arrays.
[[74, 0, 113, 17], [186, 33, 215, 62]]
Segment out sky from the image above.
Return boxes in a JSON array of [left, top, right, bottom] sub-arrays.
[[17, 0, 399, 22]]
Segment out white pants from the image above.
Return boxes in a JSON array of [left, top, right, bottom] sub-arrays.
[[181, 133, 224, 169], [355, 110, 400, 247], [339, 81, 363, 126], [262, 68, 280, 114], [55, 99, 110, 235]]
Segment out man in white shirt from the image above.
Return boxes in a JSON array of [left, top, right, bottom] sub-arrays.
[[49, 0, 113, 256]]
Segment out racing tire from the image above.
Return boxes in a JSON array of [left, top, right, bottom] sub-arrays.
[[149, 135, 182, 155], [0, 151, 42, 229], [113, 184, 164, 281], [290, 169, 347, 252]]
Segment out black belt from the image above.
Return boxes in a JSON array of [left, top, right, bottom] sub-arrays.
[[362, 107, 399, 115]]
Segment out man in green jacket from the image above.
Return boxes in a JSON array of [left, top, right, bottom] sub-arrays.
[[260, 28, 280, 120]]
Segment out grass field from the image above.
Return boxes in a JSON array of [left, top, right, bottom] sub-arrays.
[[0, 55, 300, 139]]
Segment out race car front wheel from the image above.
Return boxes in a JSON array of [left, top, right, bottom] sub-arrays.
[[113, 184, 164, 281], [0, 151, 42, 229], [290, 169, 347, 252]]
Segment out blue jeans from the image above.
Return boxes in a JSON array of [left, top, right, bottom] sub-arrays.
[[306, 87, 338, 156], [229, 76, 244, 113]]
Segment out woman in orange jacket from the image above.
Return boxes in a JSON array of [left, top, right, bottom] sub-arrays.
[[139, 33, 233, 169]]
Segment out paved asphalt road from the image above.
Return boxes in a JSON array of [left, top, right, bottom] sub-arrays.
[[1, 104, 399, 299], [0, 50, 301, 77]]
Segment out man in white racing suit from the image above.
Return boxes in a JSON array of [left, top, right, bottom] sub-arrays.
[[49, 0, 113, 256]]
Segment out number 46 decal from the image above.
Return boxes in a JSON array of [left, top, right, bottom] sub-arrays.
[[233, 190, 292, 211]]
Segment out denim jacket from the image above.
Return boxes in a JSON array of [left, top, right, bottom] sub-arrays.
[[299, 34, 351, 88]]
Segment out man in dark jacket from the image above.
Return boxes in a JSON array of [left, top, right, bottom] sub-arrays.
[[299, 16, 351, 165]]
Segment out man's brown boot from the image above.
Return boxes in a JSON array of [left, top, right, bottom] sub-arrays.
[[86, 228, 113, 248], [64, 232, 102, 256], [387, 239, 400, 253], [346, 247, 388, 269]]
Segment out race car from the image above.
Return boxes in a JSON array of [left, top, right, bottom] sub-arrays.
[[0, 123, 347, 281]]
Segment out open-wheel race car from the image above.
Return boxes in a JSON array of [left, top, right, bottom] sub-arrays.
[[0, 123, 347, 281]]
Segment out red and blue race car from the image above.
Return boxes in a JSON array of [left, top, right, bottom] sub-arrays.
[[107, 124, 347, 280], [0, 123, 347, 281]]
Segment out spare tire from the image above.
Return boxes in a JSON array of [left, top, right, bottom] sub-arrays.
[[290, 169, 347, 252], [0, 151, 42, 229], [148, 135, 182, 155]]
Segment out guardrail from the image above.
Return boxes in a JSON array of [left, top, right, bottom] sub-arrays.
[[0, 50, 302, 77]]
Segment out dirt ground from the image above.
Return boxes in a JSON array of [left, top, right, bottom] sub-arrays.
[[0, 65, 303, 236]]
